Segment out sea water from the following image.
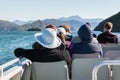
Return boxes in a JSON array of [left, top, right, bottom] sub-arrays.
[[0, 31, 120, 65], [0, 31, 37, 65]]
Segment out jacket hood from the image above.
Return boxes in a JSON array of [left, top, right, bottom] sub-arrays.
[[78, 24, 93, 42]]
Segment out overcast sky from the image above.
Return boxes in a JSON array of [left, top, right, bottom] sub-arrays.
[[0, 0, 120, 21]]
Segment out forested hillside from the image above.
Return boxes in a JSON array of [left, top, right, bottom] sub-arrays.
[[94, 12, 120, 32]]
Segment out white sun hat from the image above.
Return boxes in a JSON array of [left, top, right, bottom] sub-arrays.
[[57, 27, 66, 35], [34, 28, 61, 49]]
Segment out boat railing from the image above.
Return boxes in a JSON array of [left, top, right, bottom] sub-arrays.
[[92, 60, 120, 80], [0, 58, 31, 80]]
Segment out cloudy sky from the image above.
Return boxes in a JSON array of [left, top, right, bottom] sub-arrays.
[[0, 0, 120, 21]]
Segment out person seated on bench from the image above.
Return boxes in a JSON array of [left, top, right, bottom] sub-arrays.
[[14, 28, 71, 67], [97, 22, 118, 44], [70, 24, 101, 58]]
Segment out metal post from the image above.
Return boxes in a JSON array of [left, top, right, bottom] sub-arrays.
[[0, 68, 3, 78], [92, 60, 120, 80]]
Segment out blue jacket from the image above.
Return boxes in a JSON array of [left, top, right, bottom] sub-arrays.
[[72, 42, 101, 54], [72, 24, 101, 54]]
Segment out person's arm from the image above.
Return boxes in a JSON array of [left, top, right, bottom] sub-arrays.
[[14, 48, 35, 61]]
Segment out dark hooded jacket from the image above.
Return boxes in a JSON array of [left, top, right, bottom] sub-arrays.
[[71, 24, 101, 54]]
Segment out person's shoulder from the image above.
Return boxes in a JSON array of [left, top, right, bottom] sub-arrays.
[[33, 42, 39, 45], [32, 41, 45, 50], [110, 32, 117, 36], [71, 36, 80, 43], [112, 33, 118, 39], [97, 32, 106, 38], [108, 32, 118, 39]]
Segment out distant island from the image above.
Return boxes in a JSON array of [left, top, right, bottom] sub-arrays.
[[27, 28, 41, 31]]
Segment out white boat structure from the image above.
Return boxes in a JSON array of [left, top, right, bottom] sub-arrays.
[[0, 58, 31, 80], [0, 44, 120, 80]]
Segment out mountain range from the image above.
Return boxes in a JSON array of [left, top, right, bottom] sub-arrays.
[[0, 20, 19, 31], [0, 15, 103, 31], [14, 20, 34, 25], [59, 15, 103, 23]]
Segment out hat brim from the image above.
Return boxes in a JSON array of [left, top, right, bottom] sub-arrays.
[[35, 32, 61, 49]]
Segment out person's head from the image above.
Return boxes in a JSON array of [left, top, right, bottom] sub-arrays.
[[57, 27, 66, 35], [86, 22, 97, 38], [34, 28, 61, 49], [61, 24, 71, 34], [46, 24, 57, 32], [78, 24, 93, 42], [104, 22, 113, 32]]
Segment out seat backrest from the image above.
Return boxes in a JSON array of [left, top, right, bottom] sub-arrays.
[[72, 53, 100, 59], [31, 61, 69, 80], [72, 58, 110, 80], [104, 51, 120, 60], [101, 44, 120, 57], [112, 57, 120, 80]]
